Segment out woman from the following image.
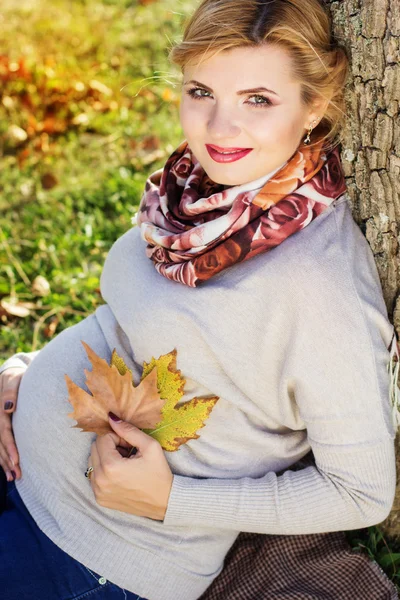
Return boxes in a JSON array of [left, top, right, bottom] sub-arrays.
[[1, 0, 399, 599]]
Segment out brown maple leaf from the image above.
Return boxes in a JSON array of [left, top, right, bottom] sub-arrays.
[[66, 341, 165, 435]]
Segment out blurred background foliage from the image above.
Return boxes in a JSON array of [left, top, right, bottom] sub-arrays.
[[0, 0, 194, 357]]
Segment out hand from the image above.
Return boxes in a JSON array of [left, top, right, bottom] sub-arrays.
[[88, 413, 173, 520], [0, 367, 26, 481]]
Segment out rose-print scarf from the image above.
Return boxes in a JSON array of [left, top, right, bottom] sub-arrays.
[[135, 138, 347, 287]]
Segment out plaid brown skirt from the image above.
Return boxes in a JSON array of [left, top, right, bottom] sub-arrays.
[[199, 451, 399, 600]]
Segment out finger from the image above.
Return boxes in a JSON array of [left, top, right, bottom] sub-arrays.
[[115, 438, 133, 450], [0, 418, 20, 474], [0, 442, 13, 472], [83, 443, 95, 483], [94, 430, 126, 466], [0, 467, 14, 483], [87, 440, 102, 487], [0, 438, 20, 479], [0, 369, 25, 413], [0, 444, 14, 478], [90, 440, 100, 472], [108, 415, 156, 453]]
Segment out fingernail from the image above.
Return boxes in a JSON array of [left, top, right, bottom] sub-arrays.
[[11, 470, 16, 479], [108, 411, 122, 422], [4, 401, 13, 410], [6, 471, 13, 482]]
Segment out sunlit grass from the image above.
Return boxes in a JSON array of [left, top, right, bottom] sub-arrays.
[[0, 0, 192, 355]]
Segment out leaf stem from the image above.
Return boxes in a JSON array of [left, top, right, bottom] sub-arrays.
[[127, 446, 138, 458]]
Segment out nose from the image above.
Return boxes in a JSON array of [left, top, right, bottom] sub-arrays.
[[207, 104, 241, 140]]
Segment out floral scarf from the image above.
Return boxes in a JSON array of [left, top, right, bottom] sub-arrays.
[[135, 138, 347, 287]]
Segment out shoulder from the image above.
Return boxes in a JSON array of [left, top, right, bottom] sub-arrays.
[[279, 196, 390, 337], [102, 225, 144, 271], [100, 225, 151, 301], [106, 223, 142, 254]]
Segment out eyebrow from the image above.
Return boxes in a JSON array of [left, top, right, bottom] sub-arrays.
[[183, 79, 280, 98]]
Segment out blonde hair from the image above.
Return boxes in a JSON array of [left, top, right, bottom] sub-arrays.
[[168, 0, 350, 152]]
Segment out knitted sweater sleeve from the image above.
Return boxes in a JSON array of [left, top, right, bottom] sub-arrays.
[[0, 351, 40, 375], [163, 253, 399, 534]]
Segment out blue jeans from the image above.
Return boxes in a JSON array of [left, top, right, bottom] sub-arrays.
[[0, 480, 148, 600]]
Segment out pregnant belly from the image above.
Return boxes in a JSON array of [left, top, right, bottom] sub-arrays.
[[12, 313, 111, 497], [12, 310, 200, 557]]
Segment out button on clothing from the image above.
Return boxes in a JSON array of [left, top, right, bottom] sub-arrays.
[[0, 481, 148, 600]]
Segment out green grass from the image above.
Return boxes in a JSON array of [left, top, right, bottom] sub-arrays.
[[346, 526, 400, 593], [1, 0, 399, 594], [0, 0, 191, 354]]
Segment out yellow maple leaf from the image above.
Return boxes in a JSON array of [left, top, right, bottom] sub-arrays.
[[112, 348, 219, 452]]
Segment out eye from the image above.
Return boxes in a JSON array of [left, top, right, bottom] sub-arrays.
[[185, 87, 212, 100], [185, 87, 273, 108], [247, 94, 273, 108]]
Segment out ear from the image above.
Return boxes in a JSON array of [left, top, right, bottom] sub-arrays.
[[306, 95, 331, 129]]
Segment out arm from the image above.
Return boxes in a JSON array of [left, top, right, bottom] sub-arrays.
[[163, 437, 395, 534], [0, 350, 40, 375], [164, 261, 398, 534]]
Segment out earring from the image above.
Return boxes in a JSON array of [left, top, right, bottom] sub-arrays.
[[303, 119, 319, 145]]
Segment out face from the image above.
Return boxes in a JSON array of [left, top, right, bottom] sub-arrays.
[[179, 44, 324, 186]]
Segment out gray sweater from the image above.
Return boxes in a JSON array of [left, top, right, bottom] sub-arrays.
[[0, 194, 397, 600]]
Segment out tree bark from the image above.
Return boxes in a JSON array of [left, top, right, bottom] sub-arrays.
[[324, 0, 400, 538]]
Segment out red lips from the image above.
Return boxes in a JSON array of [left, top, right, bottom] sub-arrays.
[[205, 144, 253, 164], [207, 144, 252, 152]]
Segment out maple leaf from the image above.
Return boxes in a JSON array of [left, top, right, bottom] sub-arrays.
[[67, 342, 220, 452], [112, 348, 220, 452], [66, 341, 164, 435]]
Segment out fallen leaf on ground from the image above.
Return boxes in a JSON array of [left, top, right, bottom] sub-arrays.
[[41, 172, 58, 189], [0, 298, 36, 318], [31, 275, 51, 296], [43, 316, 59, 338]]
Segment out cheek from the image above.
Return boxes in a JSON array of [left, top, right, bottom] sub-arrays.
[[180, 107, 202, 146], [179, 101, 188, 131], [252, 111, 304, 147], [180, 100, 204, 130]]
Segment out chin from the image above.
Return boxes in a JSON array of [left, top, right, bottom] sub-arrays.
[[208, 172, 251, 187], [201, 165, 246, 186], [194, 150, 254, 186], [207, 175, 239, 186]]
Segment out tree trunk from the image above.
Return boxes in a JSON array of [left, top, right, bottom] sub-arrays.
[[324, 0, 400, 538]]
